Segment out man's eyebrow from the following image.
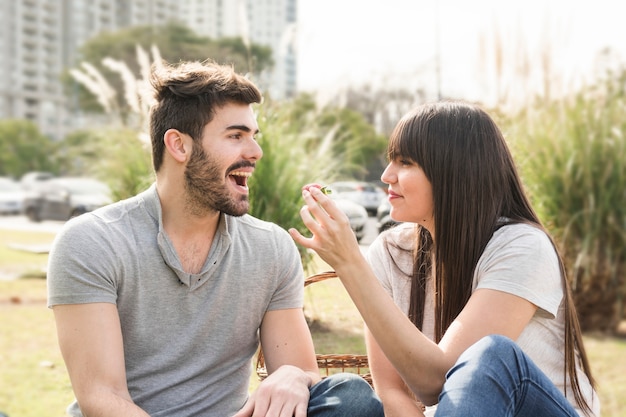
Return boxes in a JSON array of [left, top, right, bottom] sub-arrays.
[[225, 124, 260, 135]]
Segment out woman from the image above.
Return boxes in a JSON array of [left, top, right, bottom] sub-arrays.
[[289, 101, 599, 416]]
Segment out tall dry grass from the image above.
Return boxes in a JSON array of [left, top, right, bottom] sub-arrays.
[[505, 68, 626, 332]]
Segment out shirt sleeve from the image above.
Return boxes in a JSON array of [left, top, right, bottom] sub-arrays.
[[47, 214, 119, 307], [366, 224, 415, 315], [366, 233, 394, 294], [265, 225, 304, 311], [474, 224, 563, 318]]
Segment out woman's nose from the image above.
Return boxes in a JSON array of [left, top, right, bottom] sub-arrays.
[[381, 163, 394, 184]]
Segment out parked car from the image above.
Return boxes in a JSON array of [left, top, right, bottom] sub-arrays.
[[23, 177, 112, 222], [327, 181, 386, 216], [376, 199, 400, 233], [333, 198, 368, 242], [20, 171, 55, 191], [0, 177, 25, 215]]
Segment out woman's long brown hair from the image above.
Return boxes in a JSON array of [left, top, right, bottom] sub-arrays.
[[385, 101, 595, 415]]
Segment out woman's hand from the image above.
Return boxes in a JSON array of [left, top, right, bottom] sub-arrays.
[[289, 184, 363, 269]]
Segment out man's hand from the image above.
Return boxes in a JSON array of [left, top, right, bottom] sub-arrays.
[[233, 365, 314, 417]]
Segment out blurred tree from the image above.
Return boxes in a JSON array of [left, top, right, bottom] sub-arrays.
[[0, 120, 58, 178], [55, 128, 153, 201], [317, 105, 389, 182], [319, 83, 430, 183], [54, 130, 100, 175], [283, 94, 389, 182], [63, 23, 273, 114], [339, 84, 427, 136], [89, 128, 154, 201]]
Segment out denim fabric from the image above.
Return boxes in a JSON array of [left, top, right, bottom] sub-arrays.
[[435, 335, 579, 417], [308, 373, 384, 417]]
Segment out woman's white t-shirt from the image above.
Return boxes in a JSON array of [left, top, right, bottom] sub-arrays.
[[366, 222, 599, 416]]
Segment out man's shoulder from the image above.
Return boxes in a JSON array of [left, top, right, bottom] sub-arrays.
[[229, 213, 285, 235], [57, 190, 155, 242], [227, 214, 296, 251]]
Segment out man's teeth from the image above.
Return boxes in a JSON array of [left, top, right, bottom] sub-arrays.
[[230, 171, 251, 178]]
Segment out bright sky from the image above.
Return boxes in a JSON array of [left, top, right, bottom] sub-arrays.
[[297, 0, 626, 106]]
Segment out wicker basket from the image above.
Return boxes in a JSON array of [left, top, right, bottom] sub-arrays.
[[255, 271, 372, 385]]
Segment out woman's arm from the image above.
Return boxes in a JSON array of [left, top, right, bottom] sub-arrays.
[[290, 187, 537, 405], [366, 327, 425, 416]]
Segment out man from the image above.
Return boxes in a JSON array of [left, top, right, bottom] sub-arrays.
[[47, 61, 382, 417]]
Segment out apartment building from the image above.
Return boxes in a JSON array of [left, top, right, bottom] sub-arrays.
[[0, 0, 297, 140], [0, 0, 66, 139], [116, 0, 180, 27]]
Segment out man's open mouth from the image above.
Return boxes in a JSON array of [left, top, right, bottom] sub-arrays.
[[229, 171, 251, 188]]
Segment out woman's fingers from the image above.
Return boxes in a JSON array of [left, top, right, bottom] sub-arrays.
[[302, 183, 324, 192], [305, 187, 346, 221], [288, 199, 323, 249], [298, 205, 321, 237], [291, 185, 363, 267], [288, 227, 307, 246]]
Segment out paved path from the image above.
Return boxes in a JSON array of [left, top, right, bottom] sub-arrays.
[[0, 215, 61, 280], [0, 215, 65, 234]]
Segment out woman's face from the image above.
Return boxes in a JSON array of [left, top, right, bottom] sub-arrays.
[[381, 157, 434, 236]]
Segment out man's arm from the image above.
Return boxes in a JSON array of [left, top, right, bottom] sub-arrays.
[[53, 303, 150, 417], [233, 308, 320, 417]]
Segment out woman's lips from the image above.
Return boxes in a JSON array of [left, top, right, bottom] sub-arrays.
[[387, 190, 401, 199]]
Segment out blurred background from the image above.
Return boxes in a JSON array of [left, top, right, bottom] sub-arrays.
[[0, 1, 625, 415]]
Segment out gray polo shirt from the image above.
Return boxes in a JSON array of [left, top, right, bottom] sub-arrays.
[[48, 184, 303, 416]]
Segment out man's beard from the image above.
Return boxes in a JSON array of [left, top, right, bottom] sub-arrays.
[[183, 144, 250, 217]]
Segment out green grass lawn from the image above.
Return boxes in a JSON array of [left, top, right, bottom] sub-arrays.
[[0, 229, 51, 282], [1, 229, 624, 416]]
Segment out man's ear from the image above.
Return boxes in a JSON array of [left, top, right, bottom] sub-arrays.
[[163, 129, 191, 163]]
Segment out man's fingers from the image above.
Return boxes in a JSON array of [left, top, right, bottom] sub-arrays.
[[294, 402, 308, 417], [232, 397, 254, 417]]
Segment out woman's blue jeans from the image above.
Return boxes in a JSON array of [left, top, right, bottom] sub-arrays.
[[308, 373, 383, 417], [435, 334, 580, 417]]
